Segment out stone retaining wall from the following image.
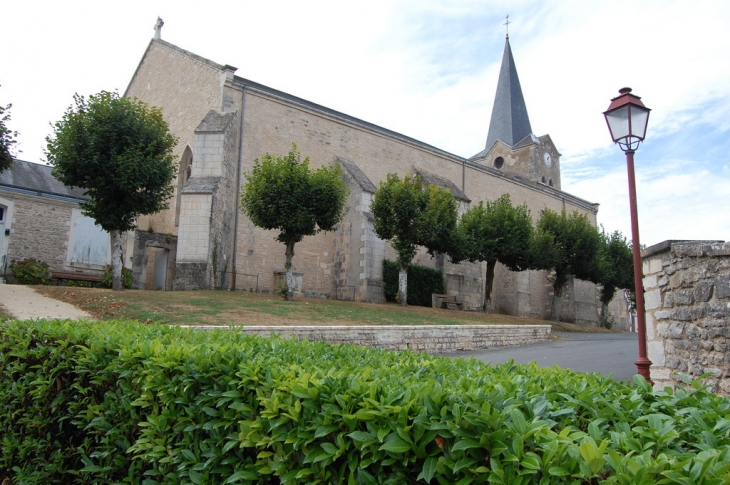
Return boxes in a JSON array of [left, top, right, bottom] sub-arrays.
[[184, 325, 551, 352], [642, 240, 730, 395]]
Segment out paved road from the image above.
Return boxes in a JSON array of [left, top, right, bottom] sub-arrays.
[[438, 332, 639, 382]]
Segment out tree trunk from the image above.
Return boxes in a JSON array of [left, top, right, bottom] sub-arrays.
[[398, 263, 408, 307], [599, 302, 610, 328], [110, 229, 124, 292], [284, 242, 295, 301], [483, 259, 497, 313], [550, 283, 564, 322]]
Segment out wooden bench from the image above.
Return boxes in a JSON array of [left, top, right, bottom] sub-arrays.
[[432, 293, 464, 310], [52, 271, 103, 287]]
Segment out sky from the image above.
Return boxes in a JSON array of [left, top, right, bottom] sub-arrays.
[[2, 0, 729, 247]]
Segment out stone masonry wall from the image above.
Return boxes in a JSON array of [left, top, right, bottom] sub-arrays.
[[236, 88, 598, 307], [126, 40, 224, 237], [3, 192, 76, 273], [185, 324, 551, 352], [643, 240, 730, 395]]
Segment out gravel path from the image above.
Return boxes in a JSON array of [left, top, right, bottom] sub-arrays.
[[0, 284, 93, 320]]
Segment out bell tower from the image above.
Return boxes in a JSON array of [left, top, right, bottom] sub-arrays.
[[470, 35, 561, 189]]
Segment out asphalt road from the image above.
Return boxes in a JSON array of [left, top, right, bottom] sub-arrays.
[[438, 332, 639, 382]]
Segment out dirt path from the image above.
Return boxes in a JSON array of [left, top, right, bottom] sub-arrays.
[[0, 284, 93, 320]]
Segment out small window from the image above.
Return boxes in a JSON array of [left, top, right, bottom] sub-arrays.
[[494, 157, 504, 169], [185, 155, 193, 184], [541, 176, 547, 184], [0, 206, 5, 223], [548, 179, 554, 187]]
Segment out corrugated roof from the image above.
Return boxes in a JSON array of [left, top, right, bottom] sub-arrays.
[[0, 159, 87, 200]]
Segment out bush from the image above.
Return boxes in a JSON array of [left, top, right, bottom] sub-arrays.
[[100, 265, 133, 289], [2, 319, 729, 484], [8, 258, 51, 285], [383, 259, 445, 306]]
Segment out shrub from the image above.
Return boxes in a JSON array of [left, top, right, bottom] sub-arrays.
[[383, 259, 445, 306], [100, 265, 133, 289], [2, 319, 729, 484], [8, 258, 51, 285]]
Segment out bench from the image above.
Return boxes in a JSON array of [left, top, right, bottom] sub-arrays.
[[432, 293, 464, 310], [52, 271, 103, 287]]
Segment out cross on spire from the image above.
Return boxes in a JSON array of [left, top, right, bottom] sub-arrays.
[[154, 17, 164, 40], [504, 15, 511, 38]]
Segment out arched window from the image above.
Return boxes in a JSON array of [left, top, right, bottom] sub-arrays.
[[175, 146, 193, 226]]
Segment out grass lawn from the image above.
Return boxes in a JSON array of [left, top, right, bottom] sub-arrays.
[[33, 286, 616, 332]]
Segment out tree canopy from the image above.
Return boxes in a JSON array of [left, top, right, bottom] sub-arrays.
[[371, 173, 458, 306], [0, 87, 18, 173], [240, 144, 348, 301], [459, 194, 533, 312], [596, 228, 634, 327], [46, 91, 178, 290], [535, 208, 601, 321]]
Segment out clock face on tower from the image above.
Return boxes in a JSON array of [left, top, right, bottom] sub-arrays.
[[543, 152, 552, 167]]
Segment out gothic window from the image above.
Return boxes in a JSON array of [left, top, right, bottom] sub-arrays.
[[175, 146, 194, 226], [183, 152, 193, 184], [494, 157, 504, 169]]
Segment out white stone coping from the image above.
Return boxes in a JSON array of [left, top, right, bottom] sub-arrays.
[[179, 325, 551, 352]]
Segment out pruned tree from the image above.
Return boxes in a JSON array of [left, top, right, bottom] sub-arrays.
[[535, 208, 601, 322], [46, 91, 178, 291], [240, 144, 348, 301], [459, 194, 533, 312], [596, 228, 634, 327], [0, 86, 18, 173], [370, 173, 458, 306]]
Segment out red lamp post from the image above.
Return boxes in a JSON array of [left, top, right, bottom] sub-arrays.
[[603, 87, 653, 384]]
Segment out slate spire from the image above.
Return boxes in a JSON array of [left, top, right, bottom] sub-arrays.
[[485, 36, 533, 149]]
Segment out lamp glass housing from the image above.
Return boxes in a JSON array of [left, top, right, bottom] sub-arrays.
[[604, 89, 650, 152]]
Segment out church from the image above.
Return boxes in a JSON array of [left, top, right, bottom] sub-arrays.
[[124, 22, 611, 325]]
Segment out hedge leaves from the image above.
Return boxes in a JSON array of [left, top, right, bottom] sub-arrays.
[[1, 319, 729, 484]]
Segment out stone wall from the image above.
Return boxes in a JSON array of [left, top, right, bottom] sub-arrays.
[[126, 39, 225, 237], [1, 192, 75, 273], [643, 240, 730, 395], [184, 324, 551, 352]]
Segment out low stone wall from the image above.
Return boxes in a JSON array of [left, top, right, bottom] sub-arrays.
[[642, 240, 730, 395], [184, 325, 551, 352]]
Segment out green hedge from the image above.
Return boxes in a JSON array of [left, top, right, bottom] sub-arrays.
[[383, 259, 445, 306], [1, 319, 730, 484]]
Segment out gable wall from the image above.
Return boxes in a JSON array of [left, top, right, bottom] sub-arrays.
[[125, 41, 224, 236]]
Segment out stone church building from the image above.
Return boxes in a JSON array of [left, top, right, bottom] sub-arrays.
[[124, 26, 613, 324]]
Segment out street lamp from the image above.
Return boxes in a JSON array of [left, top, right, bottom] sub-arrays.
[[603, 87, 652, 383]]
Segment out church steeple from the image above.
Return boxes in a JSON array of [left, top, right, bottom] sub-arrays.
[[484, 36, 533, 150]]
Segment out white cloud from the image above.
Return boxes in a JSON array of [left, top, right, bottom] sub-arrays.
[[567, 159, 730, 246]]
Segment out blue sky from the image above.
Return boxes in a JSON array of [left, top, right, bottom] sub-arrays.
[[2, 0, 729, 247]]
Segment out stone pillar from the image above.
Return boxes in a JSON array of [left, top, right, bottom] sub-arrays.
[[642, 240, 730, 395]]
